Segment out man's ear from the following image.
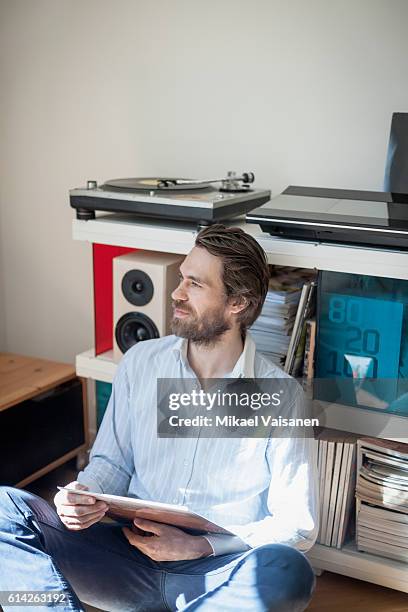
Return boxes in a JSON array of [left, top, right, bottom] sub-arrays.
[[228, 296, 249, 315]]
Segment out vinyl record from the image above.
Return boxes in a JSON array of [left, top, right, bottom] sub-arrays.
[[102, 178, 211, 192]]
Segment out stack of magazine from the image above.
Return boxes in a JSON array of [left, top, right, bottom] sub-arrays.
[[250, 267, 316, 367], [316, 428, 359, 548], [356, 437, 408, 563]]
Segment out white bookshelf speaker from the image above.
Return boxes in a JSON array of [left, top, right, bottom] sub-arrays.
[[113, 250, 184, 362]]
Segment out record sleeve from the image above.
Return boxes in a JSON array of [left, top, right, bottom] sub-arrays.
[[57, 487, 232, 535]]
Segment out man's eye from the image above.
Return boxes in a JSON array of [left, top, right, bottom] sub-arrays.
[[191, 281, 201, 288]]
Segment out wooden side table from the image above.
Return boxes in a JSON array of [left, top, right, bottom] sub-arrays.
[[0, 353, 89, 487]]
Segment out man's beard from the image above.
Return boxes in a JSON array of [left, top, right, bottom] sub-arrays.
[[171, 301, 231, 346]]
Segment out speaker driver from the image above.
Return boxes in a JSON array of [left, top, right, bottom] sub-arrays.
[[115, 312, 159, 353], [122, 270, 154, 306]]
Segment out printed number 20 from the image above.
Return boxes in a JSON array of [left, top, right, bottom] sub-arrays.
[[345, 326, 380, 355]]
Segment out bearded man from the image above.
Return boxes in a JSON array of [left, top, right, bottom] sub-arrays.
[[0, 225, 318, 612]]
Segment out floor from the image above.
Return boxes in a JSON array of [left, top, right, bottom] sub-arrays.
[[23, 459, 408, 612]]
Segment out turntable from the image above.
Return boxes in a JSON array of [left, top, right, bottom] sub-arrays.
[[70, 171, 271, 227]]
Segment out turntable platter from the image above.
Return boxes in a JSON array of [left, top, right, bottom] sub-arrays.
[[103, 178, 211, 192]]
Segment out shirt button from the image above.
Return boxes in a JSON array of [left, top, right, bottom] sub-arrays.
[[183, 460, 188, 466], [173, 498, 178, 504]]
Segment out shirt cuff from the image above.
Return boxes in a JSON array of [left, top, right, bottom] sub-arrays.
[[202, 534, 252, 557]]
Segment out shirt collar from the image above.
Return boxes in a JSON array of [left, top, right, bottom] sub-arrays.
[[172, 331, 256, 378]]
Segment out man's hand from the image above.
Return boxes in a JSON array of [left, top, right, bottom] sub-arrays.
[[122, 518, 213, 561], [54, 481, 108, 531]]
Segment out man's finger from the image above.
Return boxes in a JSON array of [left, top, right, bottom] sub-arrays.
[[60, 505, 108, 520], [54, 482, 95, 506], [61, 492, 98, 505], [59, 501, 108, 517], [65, 482, 88, 491], [63, 510, 106, 525], [55, 491, 97, 506], [64, 513, 106, 530], [122, 527, 153, 550], [132, 518, 164, 535]]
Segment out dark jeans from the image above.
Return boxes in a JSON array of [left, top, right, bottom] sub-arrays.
[[0, 486, 315, 612]]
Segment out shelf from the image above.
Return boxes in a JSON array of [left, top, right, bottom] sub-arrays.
[[72, 214, 408, 280], [75, 348, 117, 384], [307, 542, 408, 593], [73, 214, 198, 256], [313, 399, 408, 442]]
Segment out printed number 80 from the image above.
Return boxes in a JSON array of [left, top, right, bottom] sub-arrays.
[[328, 297, 361, 325]]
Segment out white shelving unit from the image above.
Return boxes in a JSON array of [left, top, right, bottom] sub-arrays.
[[73, 213, 408, 279], [73, 213, 408, 593]]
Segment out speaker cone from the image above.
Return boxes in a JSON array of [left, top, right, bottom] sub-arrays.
[[115, 312, 159, 353], [122, 270, 154, 306]]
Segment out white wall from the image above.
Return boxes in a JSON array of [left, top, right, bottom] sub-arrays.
[[0, 0, 407, 362], [0, 209, 6, 351]]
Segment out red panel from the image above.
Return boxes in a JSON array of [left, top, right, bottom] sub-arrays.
[[93, 244, 135, 355]]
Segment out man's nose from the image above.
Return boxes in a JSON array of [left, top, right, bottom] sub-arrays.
[[171, 282, 188, 301]]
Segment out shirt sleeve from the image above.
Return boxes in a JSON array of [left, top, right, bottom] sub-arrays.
[[76, 355, 134, 495], [202, 533, 251, 557], [224, 384, 319, 553]]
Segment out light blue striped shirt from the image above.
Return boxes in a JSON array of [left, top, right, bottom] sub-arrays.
[[77, 333, 319, 556]]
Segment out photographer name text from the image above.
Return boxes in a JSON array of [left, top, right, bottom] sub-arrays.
[[168, 415, 319, 427]]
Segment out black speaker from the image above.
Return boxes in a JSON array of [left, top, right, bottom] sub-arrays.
[[384, 112, 408, 193]]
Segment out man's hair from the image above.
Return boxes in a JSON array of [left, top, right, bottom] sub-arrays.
[[195, 224, 270, 332]]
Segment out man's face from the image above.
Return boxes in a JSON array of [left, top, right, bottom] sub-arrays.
[[170, 246, 235, 345]]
